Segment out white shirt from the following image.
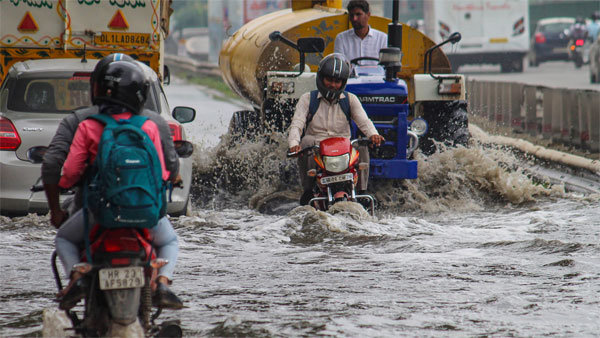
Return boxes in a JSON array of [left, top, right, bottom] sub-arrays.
[[334, 26, 388, 65], [288, 91, 379, 149]]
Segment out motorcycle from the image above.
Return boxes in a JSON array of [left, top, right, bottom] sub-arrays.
[[288, 137, 377, 216], [29, 140, 193, 337], [567, 24, 588, 68]]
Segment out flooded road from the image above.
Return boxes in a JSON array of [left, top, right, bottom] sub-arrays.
[[1, 80, 599, 337]]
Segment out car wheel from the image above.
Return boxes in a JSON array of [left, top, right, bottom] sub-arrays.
[[169, 196, 190, 217]]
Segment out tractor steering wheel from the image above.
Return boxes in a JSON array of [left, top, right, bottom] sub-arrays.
[[350, 57, 380, 65]]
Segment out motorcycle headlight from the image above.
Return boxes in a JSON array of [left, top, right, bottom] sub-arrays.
[[410, 118, 428, 136], [322, 154, 350, 173]]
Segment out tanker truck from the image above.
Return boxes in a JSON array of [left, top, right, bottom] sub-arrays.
[[0, 0, 172, 84], [219, 0, 469, 181]]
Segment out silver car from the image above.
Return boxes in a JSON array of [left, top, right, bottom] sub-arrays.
[[0, 58, 195, 216]]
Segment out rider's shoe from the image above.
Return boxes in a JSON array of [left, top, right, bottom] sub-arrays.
[[58, 278, 88, 310], [299, 190, 313, 206], [153, 283, 184, 310]]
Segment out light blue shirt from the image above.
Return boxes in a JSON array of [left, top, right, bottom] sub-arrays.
[[334, 26, 388, 65], [587, 20, 600, 41]]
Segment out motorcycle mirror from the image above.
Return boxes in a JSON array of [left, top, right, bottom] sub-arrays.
[[448, 32, 461, 44], [172, 106, 196, 124], [27, 146, 48, 164], [269, 31, 282, 42], [174, 140, 194, 158], [297, 38, 324, 53]]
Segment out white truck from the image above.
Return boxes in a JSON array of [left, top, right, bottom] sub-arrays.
[[423, 0, 529, 73], [0, 0, 172, 84]]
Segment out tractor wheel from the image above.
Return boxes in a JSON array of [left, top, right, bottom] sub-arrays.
[[421, 100, 470, 155], [228, 110, 260, 142]]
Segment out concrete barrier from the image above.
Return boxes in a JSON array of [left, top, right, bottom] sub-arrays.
[[467, 79, 599, 157]]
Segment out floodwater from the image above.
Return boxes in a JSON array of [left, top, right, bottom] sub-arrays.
[[1, 81, 599, 337]]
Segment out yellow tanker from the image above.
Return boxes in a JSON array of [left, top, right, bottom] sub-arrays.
[[219, 0, 452, 109]]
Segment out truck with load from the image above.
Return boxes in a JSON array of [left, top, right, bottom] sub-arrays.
[[423, 0, 530, 73], [0, 0, 172, 84], [218, 0, 469, 193]]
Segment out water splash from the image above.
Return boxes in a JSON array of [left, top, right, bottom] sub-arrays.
[[189, 132, 564, 215]]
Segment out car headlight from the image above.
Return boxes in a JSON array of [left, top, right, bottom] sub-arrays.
[[322, 154, 350, 173], [410, 118, 428, 136]]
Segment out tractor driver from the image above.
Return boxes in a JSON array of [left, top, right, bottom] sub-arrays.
[[287, 53, 385, 205], [334, 0, 387, 66]]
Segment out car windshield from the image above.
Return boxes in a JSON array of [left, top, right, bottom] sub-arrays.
[[541, 22, 572, 34], [6, 73, 156, 113]]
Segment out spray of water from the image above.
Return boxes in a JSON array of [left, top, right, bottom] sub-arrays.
[[190, 131, 564, 215]]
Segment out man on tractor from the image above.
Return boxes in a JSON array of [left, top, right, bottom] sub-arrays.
[[334, 0, 387, 66]]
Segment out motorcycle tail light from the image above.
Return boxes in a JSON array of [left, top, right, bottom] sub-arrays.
[[168, 122, 182, 142], [111, 258, 131, 266], [0, 117, 21, 150], [570, 45, 576, 51], [575, 39, 584, 46], [534, 32, 546, 44], [323, 154, 350, 173], [103, 237, 141, 252], [150, 258, 168, 269]]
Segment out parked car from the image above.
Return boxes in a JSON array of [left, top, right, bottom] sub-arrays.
[[0, 58, 195, 217], [590, 35, 600, 83], [529, 17, 575, 66]]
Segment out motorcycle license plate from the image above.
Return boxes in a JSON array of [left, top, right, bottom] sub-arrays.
[[99, 267, 144, 290], [320, 173, 353, 185]]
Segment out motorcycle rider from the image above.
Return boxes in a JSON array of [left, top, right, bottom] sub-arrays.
[[287, 53, 384, 205], [569, 16, 589, 41], [43, 54, 183, 310]]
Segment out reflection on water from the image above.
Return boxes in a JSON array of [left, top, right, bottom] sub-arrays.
[[1, 133, 599, 337]]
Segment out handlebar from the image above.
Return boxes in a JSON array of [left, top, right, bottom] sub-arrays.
[[287, 145, 318, 158], [287, 138, 378, 158], [350, 57, 379, 65]]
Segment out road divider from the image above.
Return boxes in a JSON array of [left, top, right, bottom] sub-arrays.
[[467, 80, 600, 155]]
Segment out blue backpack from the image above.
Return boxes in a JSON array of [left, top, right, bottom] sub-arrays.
[[85, 114, 166, 229]]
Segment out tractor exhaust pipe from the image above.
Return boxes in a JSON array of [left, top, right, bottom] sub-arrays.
[[387, 0, 402, 49]]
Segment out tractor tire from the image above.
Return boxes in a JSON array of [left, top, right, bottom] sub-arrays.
[[228, 110, 260, 142], [421, 100, 470, 155]]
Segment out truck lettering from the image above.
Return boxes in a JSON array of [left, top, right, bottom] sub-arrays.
[[109, 0, 146, 9]]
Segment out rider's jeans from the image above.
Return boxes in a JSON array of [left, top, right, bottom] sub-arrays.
[[55, 209, 178, 281]]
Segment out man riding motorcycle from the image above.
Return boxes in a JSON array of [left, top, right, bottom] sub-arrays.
[[287, 53, 384, 205], [43, 54, 183, 310]]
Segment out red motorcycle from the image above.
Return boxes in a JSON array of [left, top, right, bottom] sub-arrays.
[[289, 137, 375, 215], [52, 226, 184, 337], [28, 143, 191, 337]]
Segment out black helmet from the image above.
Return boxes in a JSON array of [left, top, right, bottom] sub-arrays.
[[93, 61, 149, 114], [592, 11, 600, 21], [91, 53, 135, 104], [316, 53, 350, 101]]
